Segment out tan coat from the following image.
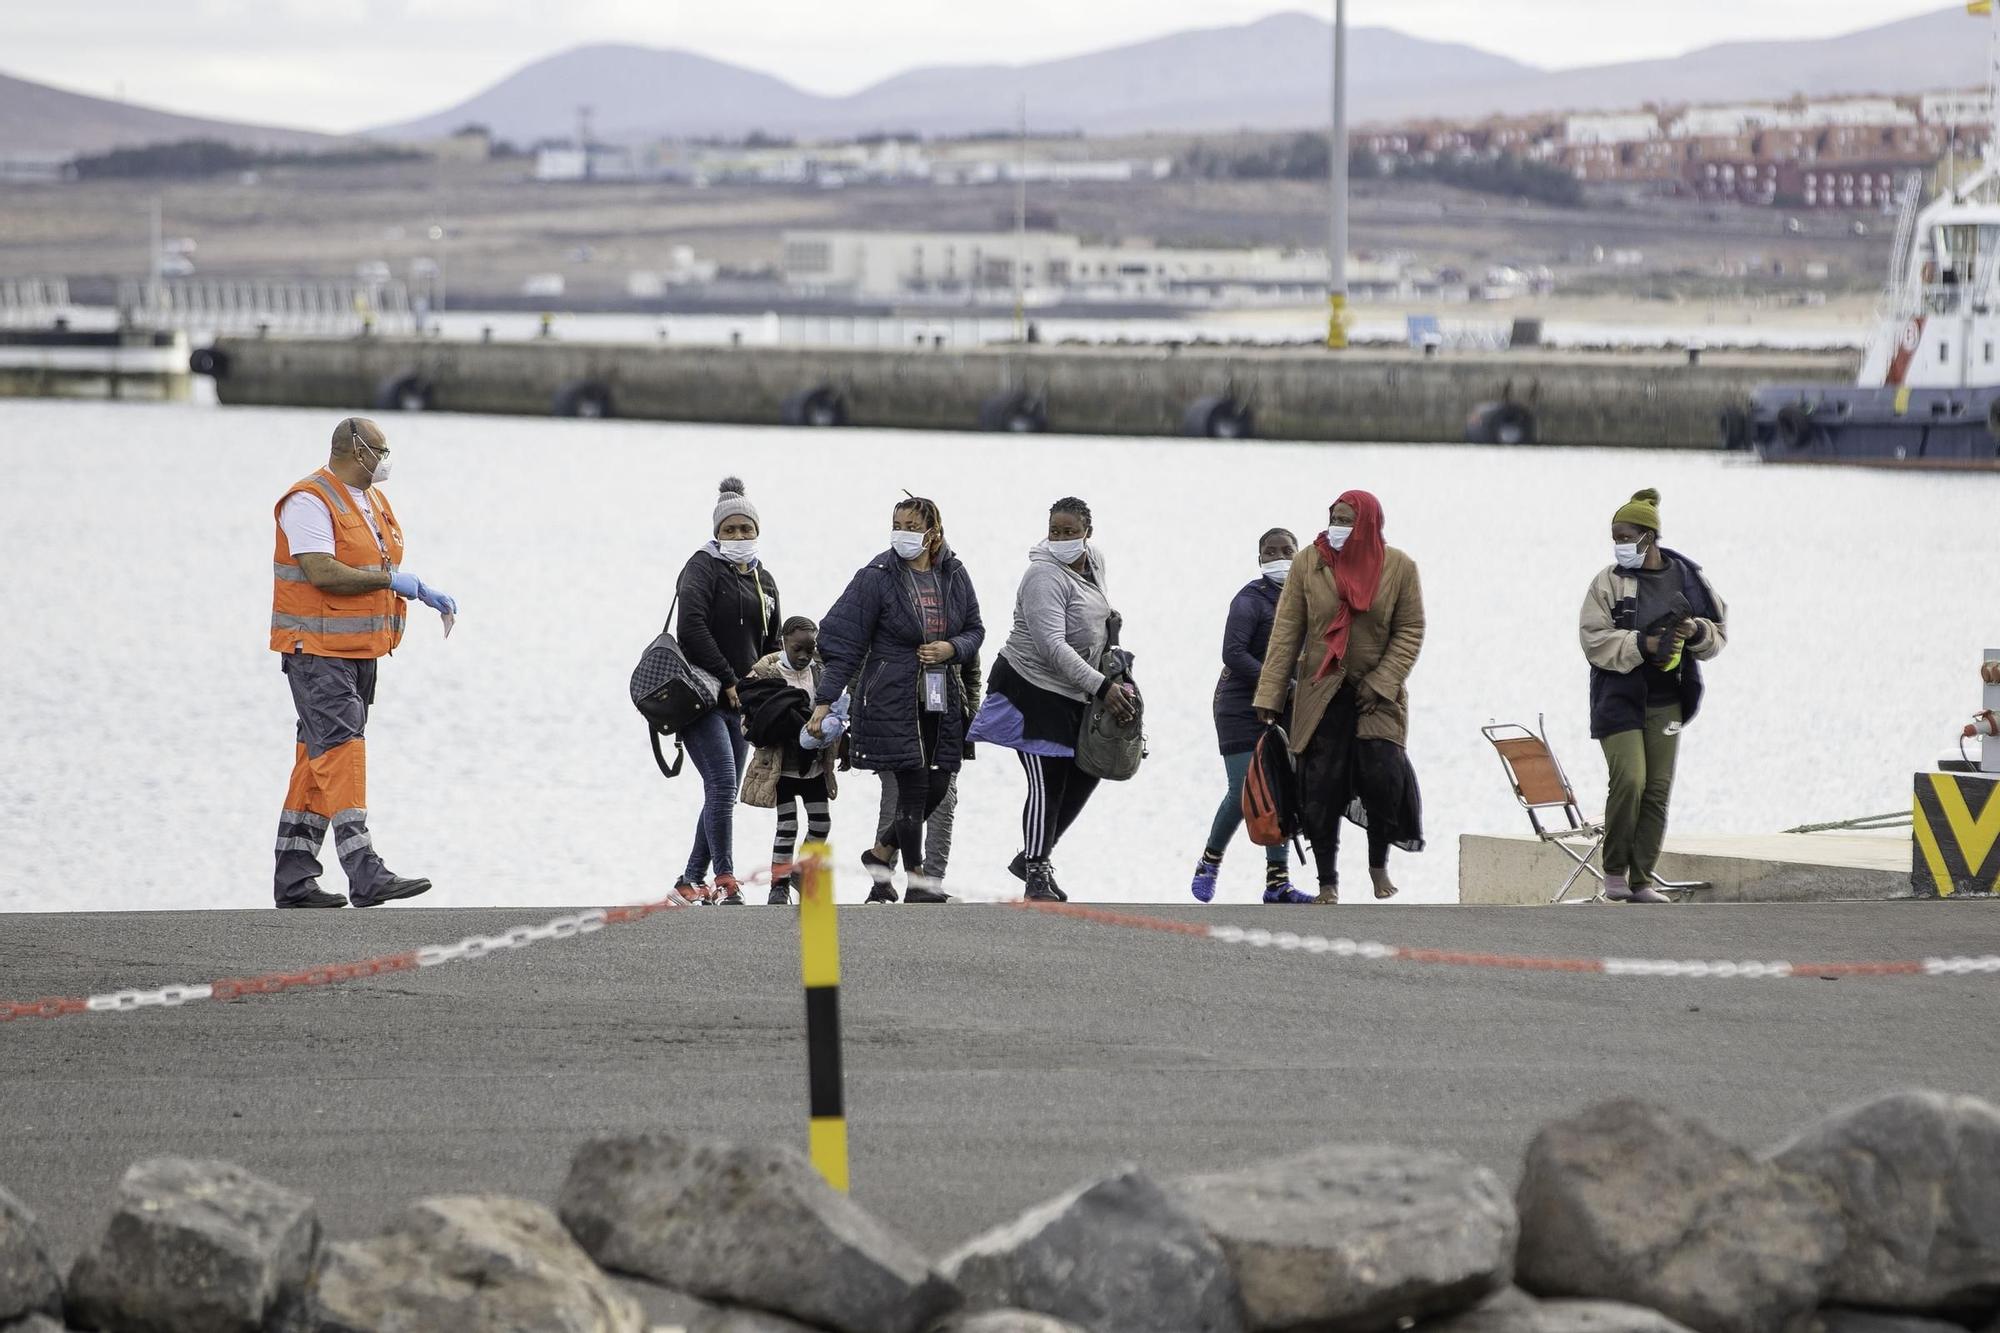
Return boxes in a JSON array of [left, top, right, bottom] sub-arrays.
[[740, 653, 839, 809], [1253, 544, 1425, 754]]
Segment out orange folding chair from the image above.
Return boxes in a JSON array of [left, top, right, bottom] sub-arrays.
[[1482, 716, 1704, 904], [1483, 717, 1607, 903]]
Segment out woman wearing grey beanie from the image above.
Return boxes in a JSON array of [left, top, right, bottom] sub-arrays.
[[670, 478, 783, 905]]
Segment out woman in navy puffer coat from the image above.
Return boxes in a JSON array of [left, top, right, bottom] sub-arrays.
[[1190, 527, 1306, 905], [812, 497, 984, 903]]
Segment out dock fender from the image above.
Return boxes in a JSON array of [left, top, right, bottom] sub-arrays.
[[1465, 400, 1537, 446], [1718, 405, 1751, 452], [781, 385, 847, 428], [1182, 394, 1254, 439], [552, 379, 613, 419], [188, 346, 230, 379], [1774, 403, 1819, 451], [373, 372, 434, 413], [978, 388, 1048, 433]]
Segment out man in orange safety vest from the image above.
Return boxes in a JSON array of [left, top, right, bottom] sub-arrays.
[[271, 417, 457, 908]]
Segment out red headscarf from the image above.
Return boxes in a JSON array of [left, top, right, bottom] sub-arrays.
[[1311, 489, 1386, 682]]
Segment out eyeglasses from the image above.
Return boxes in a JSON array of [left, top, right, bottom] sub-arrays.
[[347, 420, 388, 458]]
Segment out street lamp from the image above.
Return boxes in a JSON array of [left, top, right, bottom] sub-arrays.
[[1327, 0, 1349, 350]]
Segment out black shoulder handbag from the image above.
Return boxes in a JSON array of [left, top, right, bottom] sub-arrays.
[[628, 592, 721, 779]]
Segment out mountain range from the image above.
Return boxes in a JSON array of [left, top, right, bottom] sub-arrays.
[[1, 6, 1990, 156], [0, 69, 331, 155]]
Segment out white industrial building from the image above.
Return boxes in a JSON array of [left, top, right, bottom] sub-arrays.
[[1564, 113, 1661, 146], [1668, 98, 1916, 139], [1922, 91, 1994, 126], [781, 230, 1384, 304]]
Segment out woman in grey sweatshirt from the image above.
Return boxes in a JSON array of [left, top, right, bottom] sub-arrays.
[[968, 497, 1137, 902]]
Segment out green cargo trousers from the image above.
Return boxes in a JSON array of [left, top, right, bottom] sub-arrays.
[[1598, 704, 1682, 880]]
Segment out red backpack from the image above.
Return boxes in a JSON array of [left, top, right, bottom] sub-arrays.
[[1242, 724, 1303, 853]]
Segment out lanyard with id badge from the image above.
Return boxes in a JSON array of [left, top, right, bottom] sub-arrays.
[[924, 667, 948, 713]]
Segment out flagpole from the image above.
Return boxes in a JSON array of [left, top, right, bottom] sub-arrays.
[[1326, 0, 1349, 351]]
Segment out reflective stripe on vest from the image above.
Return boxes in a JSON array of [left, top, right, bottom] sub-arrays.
[[271, 613, 408, 636]]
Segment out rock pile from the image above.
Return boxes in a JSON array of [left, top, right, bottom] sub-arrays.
[[4, 1089, 1998, 1333]]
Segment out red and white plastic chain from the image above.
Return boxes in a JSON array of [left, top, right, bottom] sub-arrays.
[[1008, 900, 2000, 980], [8, 870, 2000, 1023]]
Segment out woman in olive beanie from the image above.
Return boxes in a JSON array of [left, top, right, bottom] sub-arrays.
[[1578, 488, 1727, 903]]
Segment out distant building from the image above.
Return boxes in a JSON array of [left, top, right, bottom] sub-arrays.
[[0, 151, 76, 184], [779, 230, 1482, 305], [1564, 113, 1660, 146], [1923, 91, 1993, 127]]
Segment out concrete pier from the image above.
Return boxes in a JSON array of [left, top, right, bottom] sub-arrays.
[[0, 328, 191, 402], [1458, 832, 1917, 905], [204, 335, 1859, 448]]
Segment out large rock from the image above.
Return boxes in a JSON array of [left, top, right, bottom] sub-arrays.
[[1515, 1099, 1843, 1333], [1804, 1311, 1979, 1333], [65, 1157, 318, 1333], [932, 1314, 1091, 1333], [942, 1168, 1244, 1333], [1169, 1144, 1515, 1331], [1768, 1090, 2000, 1315], [686, 1308, 827, 1333], [309, 1194, 642, 1333], [0, 1185, 62, 1324], [7, 1315, 70, 1333], [1421, 1288, 1700, 1331], [557, 1132, 955, 1333]]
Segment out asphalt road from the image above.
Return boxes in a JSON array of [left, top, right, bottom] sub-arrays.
[[3, 901, 1998, 1276]]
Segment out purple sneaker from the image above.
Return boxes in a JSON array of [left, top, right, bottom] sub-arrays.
[[1190, 861, 1219, 903], [1263, 880, 1314, 904]]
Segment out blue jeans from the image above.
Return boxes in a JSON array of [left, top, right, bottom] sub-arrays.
[[682, 708, 749, 882], [1206, 750, 1287, 865]]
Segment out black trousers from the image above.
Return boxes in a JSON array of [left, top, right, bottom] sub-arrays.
[[883, 714, 951, 874], [1018, 751, 1100, 860], [1298, 685, 1415, 886]]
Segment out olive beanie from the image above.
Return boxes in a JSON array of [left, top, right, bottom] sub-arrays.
[[1613, 487, 1661, 533]]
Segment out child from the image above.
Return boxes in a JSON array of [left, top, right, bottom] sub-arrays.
[[739, 617, 844, 904]]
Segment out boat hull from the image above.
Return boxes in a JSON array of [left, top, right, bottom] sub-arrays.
[[1746, 384, 2000, 470]]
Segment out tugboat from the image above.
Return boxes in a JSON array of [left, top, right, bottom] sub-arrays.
[[1744, 15, 2000, 470]]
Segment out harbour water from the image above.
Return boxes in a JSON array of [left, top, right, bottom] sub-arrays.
[[0, 397, 1984, 911]]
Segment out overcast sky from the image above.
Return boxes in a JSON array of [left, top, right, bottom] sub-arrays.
[[0, 1, 1963, 134]]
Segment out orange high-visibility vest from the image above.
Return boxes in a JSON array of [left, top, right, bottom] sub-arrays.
[[271, 467, 408, 659]]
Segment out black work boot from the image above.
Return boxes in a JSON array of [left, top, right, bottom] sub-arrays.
[[1024, 859, 1063, 902], [277, 886, 348, 909], [351, 876, 432, 908]]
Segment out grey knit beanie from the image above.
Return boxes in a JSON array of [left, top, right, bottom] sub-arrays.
[[713, 477, 759, 535]]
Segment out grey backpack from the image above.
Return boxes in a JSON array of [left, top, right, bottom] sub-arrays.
[[1076, 645, 1145, 782]]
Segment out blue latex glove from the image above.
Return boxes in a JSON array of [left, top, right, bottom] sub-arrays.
[[389, 570, 458, 615]]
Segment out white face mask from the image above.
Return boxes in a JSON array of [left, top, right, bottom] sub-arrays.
[[890, 530, 928, 561], [1260, 560, 1291, 585], [358, 442, 392, 484], [1324, 524, 1353, 552], [1046, 537, 1088, 564], [718, 538, 759, 564], [1613, 542, 1645, 570]]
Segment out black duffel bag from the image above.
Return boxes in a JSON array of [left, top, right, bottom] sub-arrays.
[[629, 594, 720, 778]]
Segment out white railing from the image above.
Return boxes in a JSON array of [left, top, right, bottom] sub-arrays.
[[116, 279, 418, 336], [0, 277, 71, 329]]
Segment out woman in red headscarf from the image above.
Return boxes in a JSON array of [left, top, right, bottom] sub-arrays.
[[1253, 490, 1425, 902]]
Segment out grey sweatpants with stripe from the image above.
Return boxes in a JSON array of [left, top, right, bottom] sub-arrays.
[[274, 653, 395, 903], [875, 771, 959, 882]]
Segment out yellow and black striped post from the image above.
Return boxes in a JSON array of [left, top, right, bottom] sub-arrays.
[[1913, 771, 2000, 898], [797, 845, 849, 1191]]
